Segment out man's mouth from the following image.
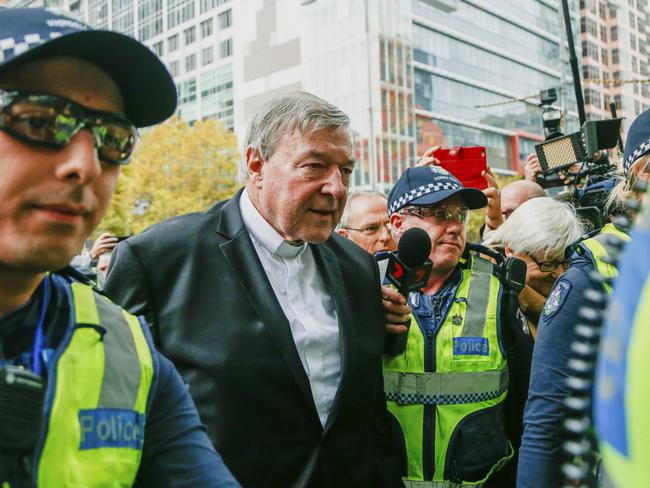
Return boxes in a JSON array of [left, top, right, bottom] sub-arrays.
[[32, 203, 90, 224]]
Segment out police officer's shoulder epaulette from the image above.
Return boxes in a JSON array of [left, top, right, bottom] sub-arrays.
[[56, 265, 107, 297], [571, 227, 603, 256]]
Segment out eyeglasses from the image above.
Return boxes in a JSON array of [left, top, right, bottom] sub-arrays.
[[529, 255, 571, 273], [345, 220, 391, 236], [0, 90, 138, 165], [400, 205, 470, 225]]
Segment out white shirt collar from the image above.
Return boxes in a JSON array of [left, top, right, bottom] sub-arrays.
[[240, 189, 306, 259]]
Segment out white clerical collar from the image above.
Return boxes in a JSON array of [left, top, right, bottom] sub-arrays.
[[240, 189, 306, 259]]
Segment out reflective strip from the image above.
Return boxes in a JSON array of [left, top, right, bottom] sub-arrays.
[[402, 479, 483, 487], [93, 294, 141, 409], [384, 369, 508, 406], [462, 257, 493, 337]]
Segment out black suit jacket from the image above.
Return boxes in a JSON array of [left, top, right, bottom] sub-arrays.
[[105, 190, 402, 488]]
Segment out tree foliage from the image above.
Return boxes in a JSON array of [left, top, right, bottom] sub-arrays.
[[99, 116, 240, 236]]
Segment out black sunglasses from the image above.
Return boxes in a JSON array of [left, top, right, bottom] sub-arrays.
[[0, 90, 138, 165]]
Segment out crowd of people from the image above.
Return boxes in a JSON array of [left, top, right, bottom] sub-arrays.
[[1, 6, 650, 488]]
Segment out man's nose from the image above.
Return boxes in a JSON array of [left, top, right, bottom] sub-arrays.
[[53, 130, 102, 184], [322, 167, 347, 199]]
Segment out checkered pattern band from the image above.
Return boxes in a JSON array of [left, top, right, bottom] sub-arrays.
[[386, 385, 506, 406], [388, 181, 462, 214], [624, 137, 650, 175], [0, 32, 62, 64]]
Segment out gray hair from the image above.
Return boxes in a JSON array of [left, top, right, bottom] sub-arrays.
[[338, 190, 388, 229], [240, 91, 351, 181], [483, 197, 584, 259]]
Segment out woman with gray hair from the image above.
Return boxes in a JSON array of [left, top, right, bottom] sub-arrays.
[[483, 197, 584, 335]]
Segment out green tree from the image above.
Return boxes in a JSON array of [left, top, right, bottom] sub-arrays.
[[99, 116, 239, 236]]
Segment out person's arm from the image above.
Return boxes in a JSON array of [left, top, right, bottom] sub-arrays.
[[517, 284, 546, 333], [104, 241, 157, 331], [517, 265, 594, 488], [135, 351, 240, 487]]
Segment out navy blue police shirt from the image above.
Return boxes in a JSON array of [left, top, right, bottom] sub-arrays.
[[0, 273, 239, 487], [517, 253, 599, 488]]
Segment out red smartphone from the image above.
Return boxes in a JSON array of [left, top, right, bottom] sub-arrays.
[[432, 146, 488, 190]]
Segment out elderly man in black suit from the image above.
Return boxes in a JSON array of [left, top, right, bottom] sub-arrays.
[[105, 92, 405, 487]]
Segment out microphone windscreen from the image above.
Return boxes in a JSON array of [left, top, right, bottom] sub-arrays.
[[397, 227, 432, 268]]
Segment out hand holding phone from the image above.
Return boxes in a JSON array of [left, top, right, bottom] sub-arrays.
[[431, 146, 489, 190]]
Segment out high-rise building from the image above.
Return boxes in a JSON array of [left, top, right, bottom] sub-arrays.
[[579, 0, 649, 129], [7, 0, 589, 190]]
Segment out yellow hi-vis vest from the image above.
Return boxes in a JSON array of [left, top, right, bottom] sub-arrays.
[[26, 280, 155, 487], [383, 254, 512, 487], [576, 223, 631, 294]]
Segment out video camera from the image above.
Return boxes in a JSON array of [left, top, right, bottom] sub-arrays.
[[533, 88, 623, 228]]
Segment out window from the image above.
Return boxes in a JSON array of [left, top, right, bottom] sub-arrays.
[[200, 0, 229, 14], [630, 11, 636, 28], [614, 94, 622, 110], [220, 38, 232, 58], [631, 34, 637, 51], [599, 2, 606, 19], [168, 0, 195, 29], [184, 26, 196, 45], [581, 17, 597, 37], [218, 9, 232, 29], [612, 48, 619, 64], [634, 82, 640, 94], [582, 40, 599, 60], [169, 60, 179, 77], [610, 6, 617, 18], [602, 48, 608, 65], [583, 65, 600, 79], [600, 24, 607, 41], [186, 53, 196, 72], [584, 88, 602, 108], [610, 26, 618, 41], [202, 46, 214, 65], [168, 34, 179, 52], [632, 56, 638, 73], [153, 41, 163, 56], [201, 18, 213, 38], [635, 100, 641, 114]]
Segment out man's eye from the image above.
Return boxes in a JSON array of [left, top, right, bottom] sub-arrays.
[[342, 167, 353, 175], [365, 225, 380, 233], [306, 162, 323, 169]]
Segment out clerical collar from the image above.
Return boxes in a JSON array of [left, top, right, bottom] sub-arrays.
[[239, 189, 307, 259]]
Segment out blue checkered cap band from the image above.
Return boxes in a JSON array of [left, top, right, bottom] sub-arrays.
[[624, 137, 650, 175], [388, 180, 462, 214], [386, 388, 505, 406], [0, 32, 64, 64]]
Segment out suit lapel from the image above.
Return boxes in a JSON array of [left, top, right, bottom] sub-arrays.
[[312, 243, 358, 432], [216, 191, 318, 416]]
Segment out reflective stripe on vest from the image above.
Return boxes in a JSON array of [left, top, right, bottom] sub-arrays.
[[383, 253, 510, 485], [384, 368, 508, 406], [579, 223, 631, 294], [35, 281, 155, 487]]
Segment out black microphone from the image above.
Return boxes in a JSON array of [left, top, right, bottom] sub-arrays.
[[383, 227, 433, 356], [385, 227, 433, 296]]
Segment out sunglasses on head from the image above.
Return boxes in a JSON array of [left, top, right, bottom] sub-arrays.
[[0, 90, 138, 165]]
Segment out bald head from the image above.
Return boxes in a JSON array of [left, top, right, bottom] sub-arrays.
[[501, 180, 545, 219]]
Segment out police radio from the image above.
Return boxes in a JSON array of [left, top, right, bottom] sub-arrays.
[[0, 364, 44, 481]]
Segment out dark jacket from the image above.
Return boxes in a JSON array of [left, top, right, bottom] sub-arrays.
[[104, 190, 402, 488]]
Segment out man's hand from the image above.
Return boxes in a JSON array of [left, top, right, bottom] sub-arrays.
[[524, 153, 542, 182], [416, 146, 441, 167], [482, 166, 503, 231], [90, 232, 118, 260], [382, 286, 411, 334]]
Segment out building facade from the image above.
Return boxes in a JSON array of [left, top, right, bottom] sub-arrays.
[[580, 0, 649, 129], [12, 0, 630, 190]]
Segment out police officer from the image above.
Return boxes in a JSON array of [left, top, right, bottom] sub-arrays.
[[0, 8, 238, 486], [517, 110, 650, 487], [384, 166, 529, 487], [594, 110, 650, 487]]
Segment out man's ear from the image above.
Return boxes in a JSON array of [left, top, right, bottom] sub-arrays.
[[389, 213, 404, 240], [337, 228, 349, 239], [245, 146, 264, 187]]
